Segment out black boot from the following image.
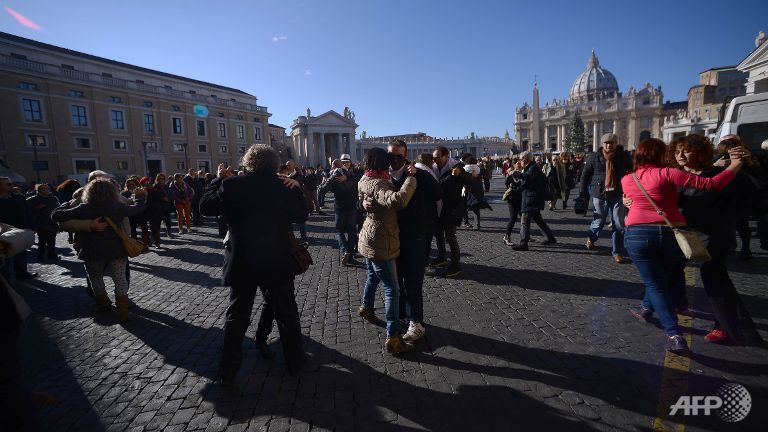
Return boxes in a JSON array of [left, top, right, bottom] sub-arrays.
[[256, 340, 275, 359]]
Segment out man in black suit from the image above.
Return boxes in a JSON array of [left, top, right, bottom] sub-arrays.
[[200, 145, 308, 383]]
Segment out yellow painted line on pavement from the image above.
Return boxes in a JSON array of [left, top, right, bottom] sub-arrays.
[[651, 265, 697, 432]]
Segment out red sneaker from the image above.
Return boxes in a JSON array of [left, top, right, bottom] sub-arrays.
[[704, 329, 729, 343]]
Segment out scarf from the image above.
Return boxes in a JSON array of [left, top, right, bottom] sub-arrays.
[[433, 157, 460, 178], [364, 169, 392, 181], [173, 182, 188, 199], [603, 148, 617, 190], [389, 164, 407, 182], [416, 162, 442, 216]]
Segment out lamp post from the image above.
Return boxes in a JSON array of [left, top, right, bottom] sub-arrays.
[[141, 141, 149, 177], [30, 134, 41, 183], [181, 142, 188, 171]]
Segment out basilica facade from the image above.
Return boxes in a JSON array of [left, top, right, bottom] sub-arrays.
[[515, 52, 664, 152]]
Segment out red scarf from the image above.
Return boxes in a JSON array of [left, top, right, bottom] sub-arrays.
[[364, 169, 391, 180]]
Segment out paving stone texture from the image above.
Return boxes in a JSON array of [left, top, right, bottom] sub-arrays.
[[11, 176, 768, 431]]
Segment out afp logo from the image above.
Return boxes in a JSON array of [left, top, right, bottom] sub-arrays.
[[669, 383, 752, 422]]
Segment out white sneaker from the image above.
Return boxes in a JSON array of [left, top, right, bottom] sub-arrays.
[[403, 322, 426, 342]]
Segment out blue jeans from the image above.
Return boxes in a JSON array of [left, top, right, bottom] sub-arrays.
[[398, 234, 426, 324], [335, 210, 358, 255], [624, 225, 686, 336], [589, 194, 626, 256], [361, 259, 400, 337]]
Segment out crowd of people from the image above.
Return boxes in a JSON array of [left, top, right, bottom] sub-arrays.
[[1, 132, 767, 412]]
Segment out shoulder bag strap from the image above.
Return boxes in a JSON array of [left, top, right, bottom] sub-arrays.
[[631, 172, 675, 229], [104, 216, 130, 242]]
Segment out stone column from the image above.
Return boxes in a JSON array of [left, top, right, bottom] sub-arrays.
[[543, 126, 549, 151], [555, 126, 561, 151], [304, 129, 315, 165], [561, 125, 567, 151], [628, 115, 637, 150], [319, 133, 326, 167], [296, 134, 302, 165], [337, 133, 343, 157], [593, 122, 599, 152]]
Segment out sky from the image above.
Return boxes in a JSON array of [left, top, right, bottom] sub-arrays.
[[2, 0, 767, 138]]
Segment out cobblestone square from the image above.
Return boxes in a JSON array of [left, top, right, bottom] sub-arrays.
[[13, 178, 768, 431]]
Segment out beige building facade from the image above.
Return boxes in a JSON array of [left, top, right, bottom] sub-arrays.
[[661, 66, 747, 141], [515, 51, 664, 152], [0, 31, 270, 184]]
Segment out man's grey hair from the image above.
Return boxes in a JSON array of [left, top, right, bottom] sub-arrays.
[[88, 170, 109, 183], [519, 151, 532, 161], [241, 144, 280, 174], [762, 139, 768, 151]]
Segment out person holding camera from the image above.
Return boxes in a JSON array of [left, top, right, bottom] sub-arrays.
[[502, 157, 523, 246], [318, 156, 360, 265]]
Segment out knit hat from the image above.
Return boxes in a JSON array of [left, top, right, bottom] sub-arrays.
[[139, 176, 151, 185]]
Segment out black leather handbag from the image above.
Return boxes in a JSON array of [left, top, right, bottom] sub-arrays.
[[573, 196, 588, 215]]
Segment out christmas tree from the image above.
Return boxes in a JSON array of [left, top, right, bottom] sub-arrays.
[[564, 111, 587, 153]]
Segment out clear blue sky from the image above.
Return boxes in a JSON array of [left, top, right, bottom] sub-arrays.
[[2, 0, 766, 138]]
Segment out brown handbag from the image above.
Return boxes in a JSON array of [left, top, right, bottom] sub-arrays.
[[288, 229, 313, 275], [104, 217, 145, 258]]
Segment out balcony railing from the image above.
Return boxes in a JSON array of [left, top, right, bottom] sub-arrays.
[[1, 53, 267, 114], [4, 56, 45, 73]]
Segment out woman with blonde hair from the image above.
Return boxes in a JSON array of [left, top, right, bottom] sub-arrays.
[[52, 179, 146, 321]]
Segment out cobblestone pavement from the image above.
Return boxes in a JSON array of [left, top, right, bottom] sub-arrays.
[[12, 177, 768, 431]]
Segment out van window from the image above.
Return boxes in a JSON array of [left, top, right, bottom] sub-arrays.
[[737, 100, 768, 123], [737, 122, 768, 150]]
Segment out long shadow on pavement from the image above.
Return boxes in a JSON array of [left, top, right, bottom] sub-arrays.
[[201, 336, 595, 431], [460, 263, 645, 300]]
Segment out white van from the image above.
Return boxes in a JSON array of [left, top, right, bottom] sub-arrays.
[[714, 93, 768, 149]]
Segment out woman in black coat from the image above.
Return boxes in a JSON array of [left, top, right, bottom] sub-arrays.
[[503, 161, 523, 245], [512, 152, 556, 250], [673, 135, 763, 345]]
